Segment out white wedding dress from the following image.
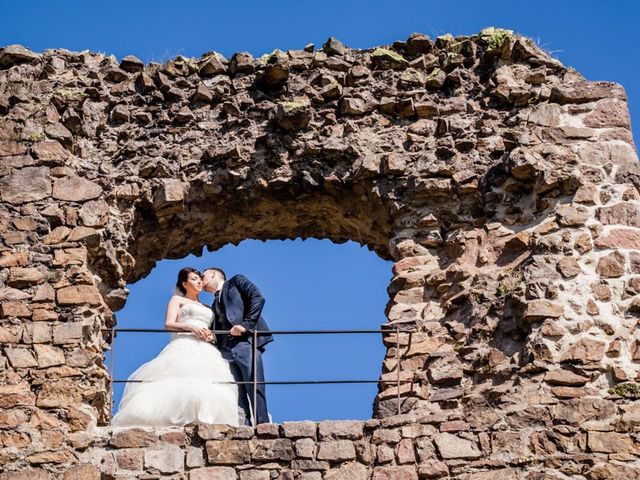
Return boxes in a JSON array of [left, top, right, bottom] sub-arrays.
[[111, 302, 242, 427]]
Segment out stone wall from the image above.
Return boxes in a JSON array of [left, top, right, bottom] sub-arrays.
[[1, 27, 640, 477], [11, 413, 640, 479]]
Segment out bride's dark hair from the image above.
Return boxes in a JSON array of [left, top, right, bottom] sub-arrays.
[[176, 267, 202, 294]]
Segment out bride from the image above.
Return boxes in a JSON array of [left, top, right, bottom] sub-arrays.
[[111, 267, 242, 427]]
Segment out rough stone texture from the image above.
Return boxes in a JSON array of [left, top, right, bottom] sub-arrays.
[[1, 29, 640, 477]]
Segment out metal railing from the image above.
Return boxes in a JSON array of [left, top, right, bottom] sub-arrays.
[[105, 326, 405, 426]]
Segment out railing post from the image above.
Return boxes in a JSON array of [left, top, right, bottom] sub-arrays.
[[396, 325, 401, 415], [252, 328, 258, 426], [109, 326, 116, 415]]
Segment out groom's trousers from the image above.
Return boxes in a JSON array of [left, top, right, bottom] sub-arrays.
[[220, 340, 269, 425]]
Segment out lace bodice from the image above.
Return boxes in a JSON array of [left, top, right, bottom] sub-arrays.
[[177, 302, 213, 329]]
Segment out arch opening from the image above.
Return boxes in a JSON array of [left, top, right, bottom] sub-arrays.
[[106, 238, 392, 423]]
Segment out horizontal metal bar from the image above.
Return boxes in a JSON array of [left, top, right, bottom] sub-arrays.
[[112, 379, 406, 385], [102, 328, 399, 334]]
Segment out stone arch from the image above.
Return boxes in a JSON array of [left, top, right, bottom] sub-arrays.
[[1, 29, 640, 477]]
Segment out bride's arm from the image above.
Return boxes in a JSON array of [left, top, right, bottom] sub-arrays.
[[164, 296, 196, 333]]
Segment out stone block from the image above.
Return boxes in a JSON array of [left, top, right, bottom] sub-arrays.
[[318, 420, 364, 439], [8, 267, 45, 287], [52, 177, 102, 202], [114, 449, 143, 471], [52, 323, 83, 345], [205, 440, 251, 464], [0, 469, 51, 480], [324, 462, 368, 480], [281, 421, 317, 438], [588, 431, 640, 454], [4, 347, 38, 368], [144, 446, 185, 473], [295, 438, 316, 458], [57, 286, 102, 306], [0, 167, 51, 204], [372, 466, 418, 480], [251, 439, 295, 462], [238, 471, 270, 480], [22, 323, 51, 343], [62, 464, 100, 480], [110, 428, 158, 448], [34, 344, 65, 368], [317, 440, 356, 461], [189, 467, 237, 480], [433, 433, 481, 459], [560, 338, 606, 363], [0, 301, 31, 318]]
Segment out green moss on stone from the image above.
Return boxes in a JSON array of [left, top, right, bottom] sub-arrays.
[[372, 48, 407, 64], [479, 27, 514, 50], [280, 101, 306, 112], [258, 49, 287, 64], [427, 68, 442, 79], [608, 382, 640, 398]]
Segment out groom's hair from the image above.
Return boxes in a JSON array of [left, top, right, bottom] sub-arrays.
[[205, 267, 226, 281]]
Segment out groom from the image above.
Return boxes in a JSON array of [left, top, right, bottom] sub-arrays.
[[202, 268, 273, 425]]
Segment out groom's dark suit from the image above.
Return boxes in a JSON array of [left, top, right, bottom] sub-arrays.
[[211, 274, 273, 425]]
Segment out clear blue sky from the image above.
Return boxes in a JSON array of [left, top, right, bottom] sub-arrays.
[[3, 1, 638, 422]]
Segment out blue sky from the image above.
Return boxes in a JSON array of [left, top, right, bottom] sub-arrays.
[[3, 1, 638, 421]]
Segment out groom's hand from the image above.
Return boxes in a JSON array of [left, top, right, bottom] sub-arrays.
[[229, 325, 247, 336]]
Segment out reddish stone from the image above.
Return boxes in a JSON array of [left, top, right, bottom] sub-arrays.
[[0, 167, 51, 204], [8, 267, 45, 287], [556, 204, 590, 226], [317, 440, 356, 461], [0, 251, 28, 267], [115, 449, 143, 471], [524, 300, 564, 319], [206, 440, 251, 464], [31, 140, 69, 161], [78, 199, 109, 227], [544, 369, 590, 386], [583, 99, 631, 129], [52, 177, 102, 202], [0, 301, 31, 318], [324, 462, 368, 480], [597, 203, 640, 227], [0, 140, 28, 156], [418, 460, 448, 479], [596, 251, 626, 278], [57, 285, 103, 306], [110, 428, 158, 448], [552, 386, 587, 398], [395, 438, 416, 464], [556, 256, 582, 278], [433, 433, 481, 459], [427, 356, 463, 384], [560, 337, 606, 363], [0, 469, 51, 480], [588, 431, 640, 454], [595, 229, 640, 249], [591, 282, 612, 301], [372, 466, 418, 480], [190, 467, 237, 480], [555, 398, 616, 425]]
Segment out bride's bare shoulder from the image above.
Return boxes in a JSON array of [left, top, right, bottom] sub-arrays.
[[169, 295, 185, 305]]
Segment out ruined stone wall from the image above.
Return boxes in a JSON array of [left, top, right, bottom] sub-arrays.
[[1, 28, 640, 478]]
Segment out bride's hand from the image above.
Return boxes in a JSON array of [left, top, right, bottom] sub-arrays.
[[190, 326, 210, 340]]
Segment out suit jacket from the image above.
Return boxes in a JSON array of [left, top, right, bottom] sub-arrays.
[[211, 274, 273, 350]]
